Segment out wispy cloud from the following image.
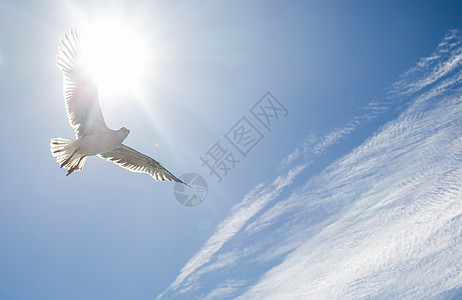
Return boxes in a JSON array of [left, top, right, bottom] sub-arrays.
[[203, 279, 247, 300], [157, 165, 306, 299], [158, 29, 462, 299], [389, 29, 462, 96], [279, 30, 462, 171], [238, 30, 462, 299], [240, 84, 462, 299], [278, 148, 300, 170]]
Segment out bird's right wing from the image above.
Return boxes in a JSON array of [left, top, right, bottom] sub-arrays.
[[56, 30, 108, 138], [98, 144, 186, 184]]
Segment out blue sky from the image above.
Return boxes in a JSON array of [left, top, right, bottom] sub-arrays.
[[1, 1, 462, 299]]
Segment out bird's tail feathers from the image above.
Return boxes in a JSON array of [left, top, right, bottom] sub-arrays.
[[50, 137, 87, 176]]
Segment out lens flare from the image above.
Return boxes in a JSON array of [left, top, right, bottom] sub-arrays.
[[79, 19, 150, 98]]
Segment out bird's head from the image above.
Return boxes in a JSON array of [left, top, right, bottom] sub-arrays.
[[119, 127, 130, 139]]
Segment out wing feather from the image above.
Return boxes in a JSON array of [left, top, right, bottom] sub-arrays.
[[98, 144, 186, 184], [56, 30, 107, 138]]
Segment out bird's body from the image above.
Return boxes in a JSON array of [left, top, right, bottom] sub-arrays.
[[51, 30, 185, 184], [77, 128, 129, 156]]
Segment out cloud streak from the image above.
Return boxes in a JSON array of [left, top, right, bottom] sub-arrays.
[[158, 29, 462, 299], [389, 28, 462, 96], [240, 86, 462, 299], [157, 165, 306, 299]]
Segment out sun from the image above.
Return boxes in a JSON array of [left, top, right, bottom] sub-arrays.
[[78, 19, 151, 99]]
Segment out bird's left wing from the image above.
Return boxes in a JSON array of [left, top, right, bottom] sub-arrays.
[[98, 144, 186, 184], [56, 30, 108, 138]]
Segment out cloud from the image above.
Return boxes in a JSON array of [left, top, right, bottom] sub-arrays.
[[278, 148, 300, 170], [157, 165, 306, 299], [240, 86, 462, 298], [238, 31, 462, 299], [279, 30, 462, 173], [158, 29, 462, 299], [203, 279, 247, 300], [389, 29, 462, 96]]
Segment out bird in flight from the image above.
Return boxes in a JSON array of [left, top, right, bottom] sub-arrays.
[[51, 30, 185, 184]]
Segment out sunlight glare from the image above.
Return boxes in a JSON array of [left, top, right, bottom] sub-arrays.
[[79, 19, 150, 98]]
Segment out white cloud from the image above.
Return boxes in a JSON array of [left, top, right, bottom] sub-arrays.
[[157, 166, 306, 299], [203, 279, 247, 300], [278, 148, 300, 170], [158, 29, 462, 299], [239, 46, 462, 299], [389, 29, 462, 97]]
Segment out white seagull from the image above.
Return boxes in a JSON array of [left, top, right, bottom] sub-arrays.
[[50, 30, 185, 184]]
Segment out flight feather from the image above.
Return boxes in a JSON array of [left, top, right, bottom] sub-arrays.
[[99, 144, 186, 184], [56, 29, 108, 138]]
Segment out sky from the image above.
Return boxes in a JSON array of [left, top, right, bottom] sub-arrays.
[[1, 1, 462, 299]]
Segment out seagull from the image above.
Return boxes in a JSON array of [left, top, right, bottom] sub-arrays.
[[50, 29, 185, 184]]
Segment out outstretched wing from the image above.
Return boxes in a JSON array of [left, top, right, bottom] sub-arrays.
[[56, 30, 107, 138], [98, 144, 186, 184]]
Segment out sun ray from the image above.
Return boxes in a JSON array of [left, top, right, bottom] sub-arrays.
[[78, 18, 151, 100]]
